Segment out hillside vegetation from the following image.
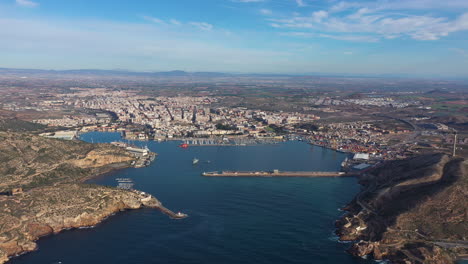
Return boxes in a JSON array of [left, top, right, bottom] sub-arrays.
[[336, 154, 467, 264], [0, 132, 133, 192], [0, 132, 159, 264]]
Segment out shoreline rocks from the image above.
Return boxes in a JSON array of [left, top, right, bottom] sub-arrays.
[[0, 132, 164, 264], [335, 154, 467, 264], [0, 184, 162, 264]]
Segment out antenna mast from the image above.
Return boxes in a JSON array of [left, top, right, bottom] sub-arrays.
[[452, 132, 457, 157]]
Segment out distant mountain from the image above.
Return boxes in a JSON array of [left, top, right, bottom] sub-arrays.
[[0, 67, 300, 78], [0, 68, 232, 77], [0, 67, 466, 80]]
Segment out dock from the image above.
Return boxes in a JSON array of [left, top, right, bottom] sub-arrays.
[[202, 170, 356, 177], [180, 138, 282, 146]]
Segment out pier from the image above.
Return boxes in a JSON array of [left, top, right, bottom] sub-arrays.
[[131, 189, 188, 219], [157, 205, 188, 219], [181, 138, 282, 146], [202, 170, 356, 177]]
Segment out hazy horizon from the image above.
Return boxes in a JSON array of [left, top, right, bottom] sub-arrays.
[[3, 66, 468, 80], [1, 0, 468, 78]]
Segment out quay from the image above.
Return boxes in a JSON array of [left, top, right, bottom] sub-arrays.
[[110, 142, 156, 168], [179, 138, 283, 146], [202, 170, 356, 177]]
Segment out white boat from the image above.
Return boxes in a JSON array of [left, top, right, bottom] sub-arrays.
[[192, 158, 199, 165]]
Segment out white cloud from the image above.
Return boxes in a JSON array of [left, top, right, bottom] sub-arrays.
[[312, 11, 328, 23], [0, 17, 294, 72], [260, 9, 272, 15], [319, 34, 379, 42], [330, 0, 468, 12], [329, 2, 364, 13], [189, 22, 213, 31], [295, 0, 306, 7], [142, 17, 215, 31], [280, 31, 379, 42], [170, 19, 181, 25], [270, 6, 468, 41], [142, 16, 165, 24], [15, 0, 38, 8]]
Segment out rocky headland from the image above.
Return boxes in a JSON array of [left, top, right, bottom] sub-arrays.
[[336, 153, 467, 264], [0, 132, 162, 264]]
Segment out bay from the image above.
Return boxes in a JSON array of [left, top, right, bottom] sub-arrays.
[[12, 132, 374, 264]]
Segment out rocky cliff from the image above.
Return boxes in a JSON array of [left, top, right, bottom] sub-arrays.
[[0, 184, 161, 263], [0, 132, 162, 264], [336, 154, 467, 264]]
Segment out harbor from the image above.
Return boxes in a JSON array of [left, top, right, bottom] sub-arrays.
[[180, 137, 283, 146], [32, 132, 359, 264], [110, 142, 156, 168], [202, 170, 356, 177]]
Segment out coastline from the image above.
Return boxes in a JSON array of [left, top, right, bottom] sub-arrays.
[[4, 133, 367, 264], [0, 137, 171, 264], [334, 154, 467, 264], [0, 184, 160, 263]]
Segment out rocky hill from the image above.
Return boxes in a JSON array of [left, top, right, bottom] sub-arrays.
[[0, 132, 134, 192], [336, 153, 467, 264], [0, 132, 161, 264], [0, 184, 160, 263], [0, 118, 46, 133]]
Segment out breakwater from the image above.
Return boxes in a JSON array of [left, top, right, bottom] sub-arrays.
[[202, 170, 356, 177]]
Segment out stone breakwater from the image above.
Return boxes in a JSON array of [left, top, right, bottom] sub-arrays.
[[0, 184, 162, 264], [202, 171, 352, 177]]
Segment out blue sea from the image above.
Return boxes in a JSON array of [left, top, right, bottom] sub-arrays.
[[12, 132, 377, 264]]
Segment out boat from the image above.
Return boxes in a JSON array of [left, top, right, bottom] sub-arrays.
[[341, 157, 349, 167], [178, 143, 189, 148], [116, 178, 134, 190], [175, 212, 188, 218], [192, 158, 199, 165]]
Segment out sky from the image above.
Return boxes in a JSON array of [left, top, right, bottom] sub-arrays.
[[1, 0, 468, 77]]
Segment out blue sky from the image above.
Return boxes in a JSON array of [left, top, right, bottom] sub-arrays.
[[1, 0, 468, 77]]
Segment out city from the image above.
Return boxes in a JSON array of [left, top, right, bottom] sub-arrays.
[[0, 0, 467, 263]]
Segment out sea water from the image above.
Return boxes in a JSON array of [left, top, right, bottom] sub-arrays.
[[12, 132, 374, 264]]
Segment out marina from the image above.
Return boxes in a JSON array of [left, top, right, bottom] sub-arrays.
[[116, 178, 134, 190], [111, 142, 156, 168], [180, 137, 283, 146]]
